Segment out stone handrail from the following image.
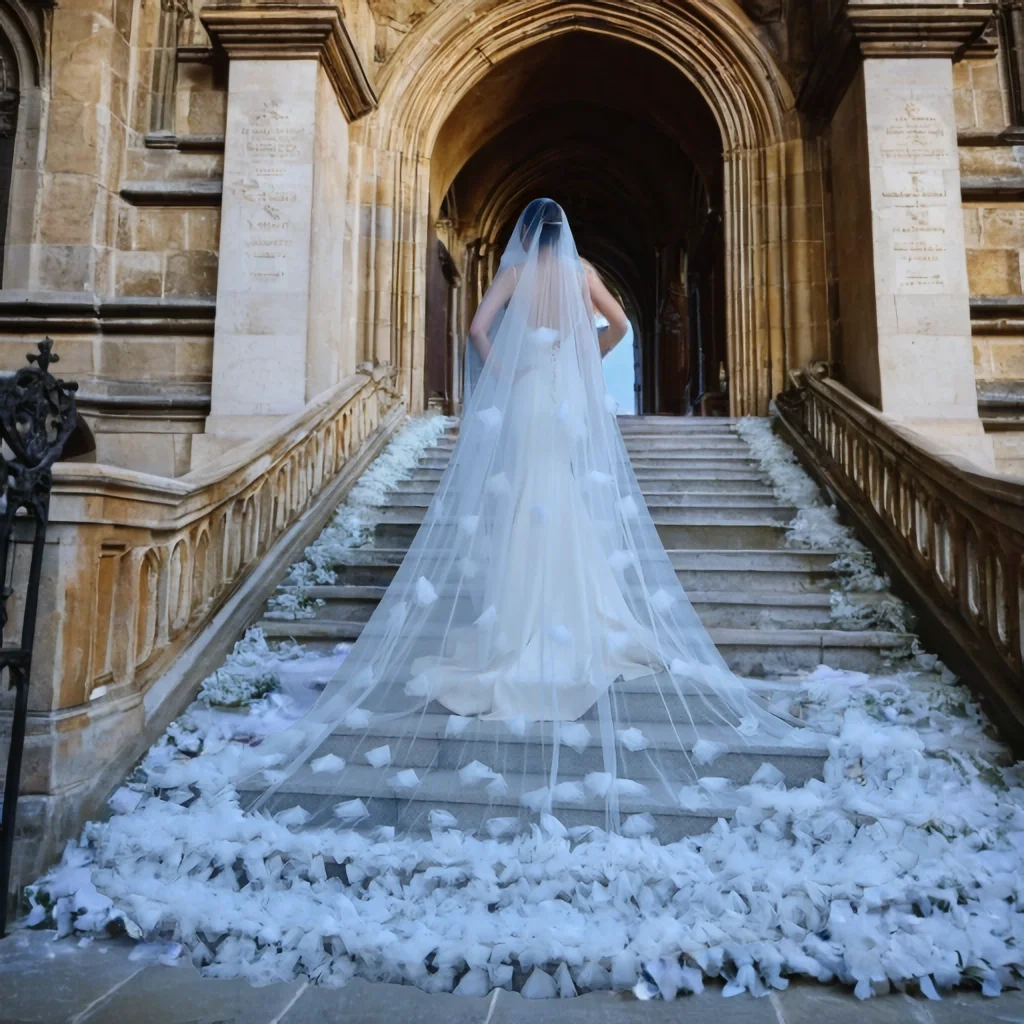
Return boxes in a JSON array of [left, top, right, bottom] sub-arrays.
[[39, 365, 401, 706], [775, 371, 1024, 752], [2, 364, 403, 893]]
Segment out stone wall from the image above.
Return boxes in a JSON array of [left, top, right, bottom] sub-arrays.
[[0, 0, 381, 478]]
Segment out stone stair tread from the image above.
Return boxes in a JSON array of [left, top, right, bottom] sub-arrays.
[[326, 714, 826, 751], [374, 508, 794, 525], [256, 619, 910, 648], [325, 547, 844, 568], [256, 763, 745, 820], [284, 584, 850, 610]]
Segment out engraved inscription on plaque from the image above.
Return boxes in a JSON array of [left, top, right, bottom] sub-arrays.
[[877, 102, 952, 294], [230, 100, 308, 284]]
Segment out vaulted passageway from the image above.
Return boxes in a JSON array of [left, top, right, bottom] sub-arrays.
[[423, 33, 729, 415]]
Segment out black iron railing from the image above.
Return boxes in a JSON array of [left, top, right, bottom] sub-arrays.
[[0, 340, 78, 936]]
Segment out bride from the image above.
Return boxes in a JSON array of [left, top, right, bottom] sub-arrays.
[[253, 199, 790, 834]]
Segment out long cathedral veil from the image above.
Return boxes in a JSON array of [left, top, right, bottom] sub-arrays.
[[248, 199, 792, 837]]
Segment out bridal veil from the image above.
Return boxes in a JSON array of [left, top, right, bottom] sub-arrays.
[[248, 199, 792, 836]]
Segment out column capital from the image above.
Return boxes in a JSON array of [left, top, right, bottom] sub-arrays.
[[845, 1, 995, 56], [200, 3, 376, 121], [799, 1, 996, 120]]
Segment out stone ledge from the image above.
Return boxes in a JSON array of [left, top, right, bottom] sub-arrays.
[[799, 2, 995, 120], [961, 175, 1024, 200], [143, 132, 226, 152], [200, 3, 377, 121], [958, 127, 1024, 147], [0, 292, 217, 334], [119, 179, 223, 206]]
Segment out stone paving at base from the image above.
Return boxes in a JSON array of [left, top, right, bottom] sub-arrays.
[[2, 931, 1023, 1024]]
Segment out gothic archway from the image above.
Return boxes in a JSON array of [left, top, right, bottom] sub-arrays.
[[352, 0, 827, 415], [0, 2, 45, 290]]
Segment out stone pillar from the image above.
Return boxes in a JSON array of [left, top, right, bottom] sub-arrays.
[[817, 2, 995, 466], [193, 5, 375, 465]]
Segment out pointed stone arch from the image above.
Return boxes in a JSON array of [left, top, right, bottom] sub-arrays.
[[353, 0, 826, 414], [0, 0, 46, 290]]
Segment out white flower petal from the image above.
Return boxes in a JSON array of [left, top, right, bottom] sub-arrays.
[[486, 774, 509, 797], [559, 721, 591, 752], [521, 786, 550, 811], [486, 472, 511, 497], [391, 769, 420, 790], [333, 798, 368, 821], [551, 781, 586, 803], [310, 754, 346, 774], [547, 624, 572, 645], [477, 406, 502, 430], [617, 496, 639, 519], [429, 809, 458, 830], [459, 760, 497, 785], [365, 745, 392, 768], [617, 727, 648, 752], [343, 707, 371, 729], [693, 739, 728, 765], [609, 550, 636, 572], [415, 576, 438, 607], [475, 605, 497, 628], [445, 715, 473, 738]]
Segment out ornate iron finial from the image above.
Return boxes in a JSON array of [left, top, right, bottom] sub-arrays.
[[0, 338, 79, 481]]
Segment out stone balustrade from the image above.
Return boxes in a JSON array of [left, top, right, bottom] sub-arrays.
[[776, 370, 1024, 752], [1, 364, 404, 895]]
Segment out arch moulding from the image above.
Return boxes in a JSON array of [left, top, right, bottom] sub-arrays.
[[354, 0, 824, 415]]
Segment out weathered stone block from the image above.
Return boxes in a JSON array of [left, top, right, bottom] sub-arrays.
[[135, 208, 188, 252], [989, 338, 1024, 378], [979, 208, 1024, 249], [165, 250, 218, 296], [39, 173, 99, 246], [186, 209, 221, 251], [115, 251, 163, 296], [967, 248, 1021, 295]]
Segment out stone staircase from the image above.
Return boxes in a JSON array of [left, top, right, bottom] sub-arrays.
[[249, 417, 917, 840]]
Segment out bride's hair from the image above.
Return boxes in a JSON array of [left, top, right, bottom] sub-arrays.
[[520, 198, 563, 251]]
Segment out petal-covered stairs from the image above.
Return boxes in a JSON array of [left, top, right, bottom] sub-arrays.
[[247, 417, 918, 840]]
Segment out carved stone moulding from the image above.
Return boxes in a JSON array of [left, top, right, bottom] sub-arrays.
[[846, 6, 995, 57], [800, 2, 995, 120], [200, 3, 377, 121]]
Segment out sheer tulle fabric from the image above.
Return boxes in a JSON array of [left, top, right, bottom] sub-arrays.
[[249, 200, 791, 835]]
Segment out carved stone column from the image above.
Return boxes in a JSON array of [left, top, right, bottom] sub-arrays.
[[192, 4, 375, 466], [805, 1, 996, 467]]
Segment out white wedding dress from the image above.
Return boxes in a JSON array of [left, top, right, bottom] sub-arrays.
[[410, 323, 665, 720], [250, 199, 790, 833]]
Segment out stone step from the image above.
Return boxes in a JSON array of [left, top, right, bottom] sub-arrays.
[[310, 718, 826, 789], [373, 504, 796, 527], [324, 547, 841, 592], [428, 436, 751, 452], [372, 517, 791, 551], [256, 620, 911, 673], [406, 466, 769, 484], [250, 765, 745, 842], [286, 585, 855, 629], [617, 416, 739, 429], [416, 455, 761, 472], [383, 490, 784, 509], [392, 477, 775, 495]]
